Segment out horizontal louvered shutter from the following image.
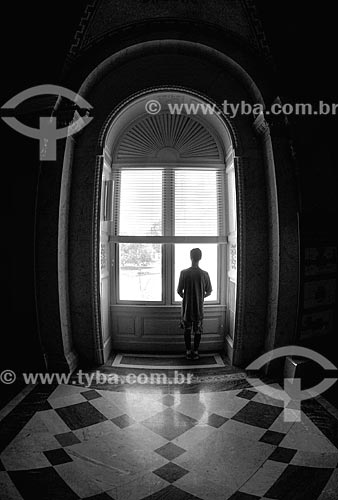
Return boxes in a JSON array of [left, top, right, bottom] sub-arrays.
[[115, 168, 224, 237], [116, 170, 163, 236], [174, 170, 224, 236]]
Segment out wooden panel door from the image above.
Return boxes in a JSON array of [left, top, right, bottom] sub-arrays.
[[225, 153, 238, 358], [99, 150, 113, 362]]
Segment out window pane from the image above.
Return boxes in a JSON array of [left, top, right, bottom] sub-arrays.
[[175, 170, 219, 236], [174, 244, 218, 302], [119, 244, 162, 301], [119, 170, 162, 236]]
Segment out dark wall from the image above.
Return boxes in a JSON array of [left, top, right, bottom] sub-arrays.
[[1, 2, 87, 372], [258, 2, 337, 406]]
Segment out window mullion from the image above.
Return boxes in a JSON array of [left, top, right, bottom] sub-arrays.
[[163, 167, 174, 236], [163, 168, 174, 304]]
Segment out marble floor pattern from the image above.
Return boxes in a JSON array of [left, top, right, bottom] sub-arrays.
[[0, 375, 338, 500]]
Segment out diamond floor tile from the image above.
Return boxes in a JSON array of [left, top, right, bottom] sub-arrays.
[[259, 430, 285, 446], [162, 395, 177, 407], [154, 442, 186, 460], [228, 492, 260, 499], [206, 413, 228, 428], [141, 408, 198, 441], [236, 390, 257, 401], [55, 402, 107, 430], [141, 484, 203, 500], [111, 413, 136, 429], [231, 401, 283, 429], [43, 448, 72, 466], [54, 432, 81, 447], [153, 462, 189, 483], [81, 390, 102, 401], [268, 447, 297, 464]]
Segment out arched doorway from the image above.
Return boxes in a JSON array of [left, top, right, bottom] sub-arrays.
[[98, 90, 237, 356], [44, 39, 299, 372]]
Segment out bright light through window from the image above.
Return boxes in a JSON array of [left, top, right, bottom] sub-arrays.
[[115, 167, 224, 303], [175, 170, 219, 236], [174, 244, 218, 302], [119, 170, 162, 236], [119, 243, 162, 301]]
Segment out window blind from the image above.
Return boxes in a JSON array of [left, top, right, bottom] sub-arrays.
[[117, 170, 162, 236], [174, 170, 224, 236], [115, 167, 224, 237]]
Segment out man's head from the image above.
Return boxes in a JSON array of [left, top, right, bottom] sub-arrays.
[[190, 248, 202, 264]]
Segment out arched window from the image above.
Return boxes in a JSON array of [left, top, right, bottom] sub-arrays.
[[110, 111, 226, 304], [98, 90, 236, 353]]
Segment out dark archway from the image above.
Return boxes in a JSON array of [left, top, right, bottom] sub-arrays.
[[35, 38, 299, 370]]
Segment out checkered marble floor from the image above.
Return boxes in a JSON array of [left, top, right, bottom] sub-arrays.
[[0, 381, 338, 500]]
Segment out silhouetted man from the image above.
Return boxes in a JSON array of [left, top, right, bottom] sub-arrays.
[[177, 248, 212, 359]]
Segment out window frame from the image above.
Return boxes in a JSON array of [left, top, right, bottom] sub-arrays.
[[110, 163, 227, 306]]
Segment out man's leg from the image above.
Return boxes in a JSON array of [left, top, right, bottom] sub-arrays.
[[183, 321, 192, 359], [193, 321, 203, 359]]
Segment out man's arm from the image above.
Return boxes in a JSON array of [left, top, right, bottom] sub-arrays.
[[204, 272, 212, 298], [177, 271, 184, 298]]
